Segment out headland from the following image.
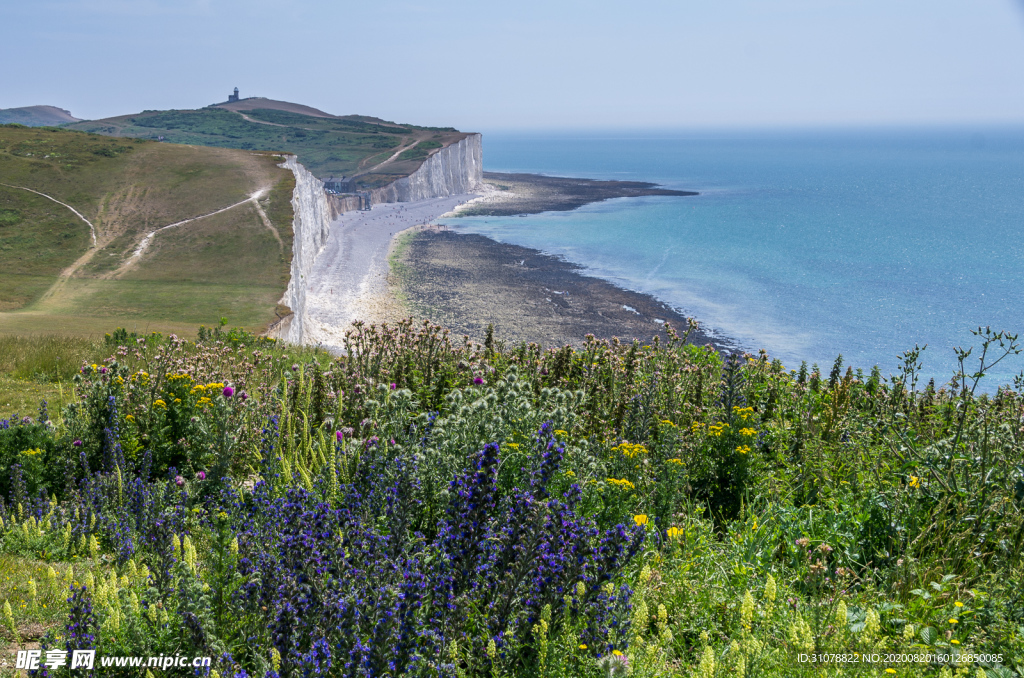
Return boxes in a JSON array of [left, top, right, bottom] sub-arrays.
[[453, 172, 697, 217]]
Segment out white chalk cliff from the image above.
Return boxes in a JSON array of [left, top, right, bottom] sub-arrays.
[[273, 134, 482, 345], [276, 156, 333, 343], [371, 134, 482, 204]]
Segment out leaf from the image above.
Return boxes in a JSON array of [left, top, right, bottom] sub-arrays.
[[919, 626, 936, 645]]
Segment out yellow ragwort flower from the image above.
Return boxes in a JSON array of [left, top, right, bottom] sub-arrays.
[[634, 514, 649, 526]]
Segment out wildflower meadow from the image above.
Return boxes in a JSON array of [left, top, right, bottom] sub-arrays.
[[0, 321, 1021, 677]]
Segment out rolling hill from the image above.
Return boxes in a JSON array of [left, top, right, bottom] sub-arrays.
[[66, 97, 470, 189], [0, 124, 295, 336], [0, 105, 81, 127]]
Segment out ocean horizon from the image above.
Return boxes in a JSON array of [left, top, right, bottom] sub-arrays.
[[441, 127, 1024, 387]]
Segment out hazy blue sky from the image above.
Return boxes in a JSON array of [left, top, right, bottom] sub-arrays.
[[3, 0, 1024, 130]]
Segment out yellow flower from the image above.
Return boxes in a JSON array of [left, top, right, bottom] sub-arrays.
[[691, 422, 704, 432], [154, 399, 166, 409], [954, 601, 964, 607], [613, 442, 648, 459], [666, 458, 683, 466], [666, 526, 683, 540], [606, 478, 636, 491], [659, 419, 676, 428], [735, 445, 751, 455], [125, 414, 135, 422], [948, 618, 958, 624], [634, 514, 649, 526], [909, 476, 920, 488], [578, 644, 587, 650], [739, 427, 756, 436], [950, 639, 960, 645], [554, 429, 568, 438], [612, 650, 623, 657], [885, 670, 896, 675]]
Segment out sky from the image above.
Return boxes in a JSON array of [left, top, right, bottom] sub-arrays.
[[2, 0, 1024, 130]]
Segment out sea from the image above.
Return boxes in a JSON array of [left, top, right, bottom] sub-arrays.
[[439, 128, 1024, 387]]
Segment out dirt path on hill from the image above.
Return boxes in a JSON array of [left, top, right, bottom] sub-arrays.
[[111, 188, 270, 277], [0, 183, 97, 246], [355, 141, 418, 175]]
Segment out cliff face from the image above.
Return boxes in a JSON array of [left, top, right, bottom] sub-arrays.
[[276, 156, 333, 343], [370, 134, 482, 204], [273, 134, 482, 345]]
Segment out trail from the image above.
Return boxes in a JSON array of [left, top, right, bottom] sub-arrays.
[[113, 188, 269, 277], [0, 183, 97, 247], [356, 141, 419, 175], [251, 196, 284, 252], [234, 111, 305, 130]]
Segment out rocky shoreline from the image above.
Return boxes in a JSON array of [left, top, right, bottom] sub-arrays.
[[450, 171, 697, 217], [393, 229, 728, 349]]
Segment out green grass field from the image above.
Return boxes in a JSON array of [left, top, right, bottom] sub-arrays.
[[66, 106, 467, 183], [0, 125, 296, 338]]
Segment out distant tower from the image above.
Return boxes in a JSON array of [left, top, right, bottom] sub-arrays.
[[228, 87, 239, 103]]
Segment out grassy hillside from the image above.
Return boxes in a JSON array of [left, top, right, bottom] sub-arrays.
[[66, 103, 468, 185], [0, 124, 294, 336], [0, 105, 80, 126]]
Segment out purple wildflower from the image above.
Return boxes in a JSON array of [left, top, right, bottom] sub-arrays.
[[175, 475, 185, 487], [73, 439, 83, 447], [196, 471, 206, 480], [473, 376, 484, 385], [223, 385, 234, 398]]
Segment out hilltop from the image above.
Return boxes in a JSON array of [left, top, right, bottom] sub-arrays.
[[66, 96, 471, 188], [0, 105, 81, 127], [0, 124, 295, 336]]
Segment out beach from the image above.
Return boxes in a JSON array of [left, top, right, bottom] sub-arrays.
[[298, 194, 478, 351], [393, 229, 723, 348], [298, 173, 723, 351]]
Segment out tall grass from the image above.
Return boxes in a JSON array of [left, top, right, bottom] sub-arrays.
[[0, 334, 100, 382]]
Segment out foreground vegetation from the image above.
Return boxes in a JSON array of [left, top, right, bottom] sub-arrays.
[[0, 321, 1021, 677]]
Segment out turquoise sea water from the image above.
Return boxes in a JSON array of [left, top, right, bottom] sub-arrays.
[[441, 129, 1024, 385]]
